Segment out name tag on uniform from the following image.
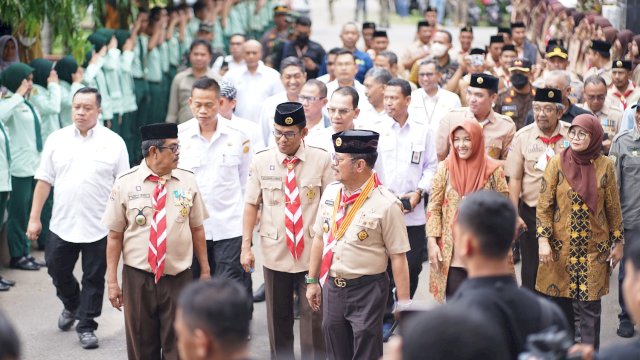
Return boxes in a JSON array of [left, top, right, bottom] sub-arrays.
[[411, 144, 423, 164]]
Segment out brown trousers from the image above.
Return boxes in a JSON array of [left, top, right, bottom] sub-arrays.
[[263, 267, 325, 360], [123, 265, 192, 360]]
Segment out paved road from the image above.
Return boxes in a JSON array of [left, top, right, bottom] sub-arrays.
[[0, 1, 636, 359]]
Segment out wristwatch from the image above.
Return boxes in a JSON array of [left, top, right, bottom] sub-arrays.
[[305, 274, 319, 284], [415, 188, 424, 200]]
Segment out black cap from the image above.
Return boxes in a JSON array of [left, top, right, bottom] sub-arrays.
[[490, 35, 505, 44], [547, 38, 564, 48], [362, 22, 376, 30], [372, 30, 388, 38], [460, 25, 473, 33], [590, 40, 611, 56], [612, 59, 632, 70], [534, 87, 563, 103], [497, 26, 512, 35], [470, 74, 499, 92], [417, 20, 432, 29], [469, 48, 486, 55], [332, 130, 380, 154], [425, 5, 436, 12], [510, 21, 525, 29], [545, 45, 568, 59], [501, 44, 516, 53], [140, 123, 178, 141], [274, 102, 305, 126], [509, 59, 532, 72]]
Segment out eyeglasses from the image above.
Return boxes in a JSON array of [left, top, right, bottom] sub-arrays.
[[418, 72, 437, 78], [584, 94, 606, 102], [532, 106, 556, 114], [157, 144, 181, 153], [327, 107, 353, 116], [273, 130, 300, 139], [331, 153, 355, 166], [568, 129, 589, 140], [298, 95, 325, 104]]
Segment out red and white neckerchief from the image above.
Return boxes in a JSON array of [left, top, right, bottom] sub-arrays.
[[539, 134, 564, 161], [283, 157, 304, 260], [612, 81, 636, 109], [148, 175, 167, 283]]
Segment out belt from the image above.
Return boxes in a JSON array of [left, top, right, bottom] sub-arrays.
[[328, 273, 386, 288], [133, 77, 145, 81]]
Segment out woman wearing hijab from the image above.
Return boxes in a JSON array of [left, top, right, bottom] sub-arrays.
[[0, 35, 19, 72], [29, 58, 61, 142], [427, 118, 509, 303], [536, 114, 624, 350], [0, 62, 44, 271], [54, 56, 85, 128]]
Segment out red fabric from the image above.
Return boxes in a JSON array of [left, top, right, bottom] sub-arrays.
[[283, 158, 303, 260], [560, 114, 604, 214], [148, 175, 167, 284], [540, 134, 564, 161]]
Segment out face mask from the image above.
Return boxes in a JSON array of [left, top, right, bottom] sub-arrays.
[[510, 73, 529, 89], [430, 43, 447, 58], [295, 34, 309, 47]]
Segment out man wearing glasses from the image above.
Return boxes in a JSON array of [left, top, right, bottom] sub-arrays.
[[299, 80, 330, 135], [241, 102, 332, 359], [306, 86, 361, 153], [579, 75, 623, 153], [505, 88, 570, 291]]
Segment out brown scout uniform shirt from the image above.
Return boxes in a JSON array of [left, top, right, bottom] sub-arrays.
[[607, 84, 640, 111], [504, 121, 571, 208], [436, 108, 517, 161], [102, 160, 208, 275], [244, 144, 333, 273], [577, 101, 623, 141], [494, 87, 535, 130], [313, 181, 410, 279]]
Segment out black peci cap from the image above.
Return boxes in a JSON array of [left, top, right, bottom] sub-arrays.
[[274, 102, 306, 126], [140, 123, 178, 141], [534, 87, 563, 103], [470, 74, 499, 92], [332, 130, 380, 154]]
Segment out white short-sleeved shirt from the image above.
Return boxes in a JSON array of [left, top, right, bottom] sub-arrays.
[[223, 62, 284, 122]]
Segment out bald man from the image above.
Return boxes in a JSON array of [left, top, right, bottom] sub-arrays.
[[223, 40, 284, 123]]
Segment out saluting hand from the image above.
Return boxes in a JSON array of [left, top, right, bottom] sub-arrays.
[[306, 283, 321, 312], [108, 283, 124, 311]]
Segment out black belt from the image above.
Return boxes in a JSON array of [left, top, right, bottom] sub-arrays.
[[328, 273, 386, 288]]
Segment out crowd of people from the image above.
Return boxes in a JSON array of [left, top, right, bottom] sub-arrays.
[[1, 0, 640, 359]]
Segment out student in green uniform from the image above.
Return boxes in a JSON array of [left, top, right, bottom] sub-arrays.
[[146, 7, 169, 125], [0, 111, 16, 290], [130, 10, 150, 163], [0, 63, 44, 270], [84, 33, 114, 127], [96, 29, 124, 133], [114, 30, 139, 163], [54, 56, 85, 127]]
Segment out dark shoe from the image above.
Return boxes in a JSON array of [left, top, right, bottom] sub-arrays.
[[253, 284, 265, 303], [617, 319, 635, 338], [0, 283, 9, 291], [0, 277, 16, 287], [9, 256, 40, 271], [58, 309, 76, 331], [78, 331, 99, 349], [26, 254, 46, 267]]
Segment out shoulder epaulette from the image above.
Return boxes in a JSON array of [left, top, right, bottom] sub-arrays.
[[118, 166, 139, 179]]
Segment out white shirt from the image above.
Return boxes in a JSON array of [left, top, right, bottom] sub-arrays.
[[316, 74, 331, 84], [223, 62, 284, 122], [211, 55, 245, 77], [355, 108, 392, 130], [178, 119, 252, 241], [35, 124, 129, 243], [408, 87, 461, 136], [325, 79, 371, 111], [258, 91, 290, 148], [304, 125, 336, 153], [218, 114, 263, 152], [375, 115, 438, 226]]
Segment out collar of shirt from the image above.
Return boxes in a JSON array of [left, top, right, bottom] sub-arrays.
[[182, 117, 232, 143], [275, 143, 308, 164], [73, 124, 98, 138], [137, 158, 184, 183], [466, 108, 496, 124], [421, 86, 441, 101], [613, 81, 636, 98], [456, 275, 517, 292], [535, 120, 569, 140], [242, 61, 267, 76]]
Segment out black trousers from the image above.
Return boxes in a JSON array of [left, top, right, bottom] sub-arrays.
[[45, 232, 107, 333], [619, 227, 639, 323], [519, 203, 538, 290]]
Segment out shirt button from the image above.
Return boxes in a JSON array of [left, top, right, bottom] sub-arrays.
[[336, 257, 340, 261]]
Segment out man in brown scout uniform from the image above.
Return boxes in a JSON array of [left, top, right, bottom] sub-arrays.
[[579, 75, 623, 153], [306, 129, 410, 360], [494, 59, 535, 130], [102, 123, 210, 360], [607, 59, 640, 111], [436, 73, 516, 162], [505, 87, 570, 290], [241, 102, 332, 359]]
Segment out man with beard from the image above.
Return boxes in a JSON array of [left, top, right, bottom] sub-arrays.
[[495, 59, 535, 130]]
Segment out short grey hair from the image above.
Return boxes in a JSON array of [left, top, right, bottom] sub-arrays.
[[141, 139, 165, 158], [365, 67, 393, 85], [545, 70, 571, 89], [377, 50, 398, 66]]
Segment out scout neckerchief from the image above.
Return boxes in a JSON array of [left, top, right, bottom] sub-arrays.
[[539, 134, 563, 161], [22, 99, 43, 152], [319, 172, 382, 285], [283, 157, 304, 260], [612, 82, 635, 109], [148, 175, 168, 283]]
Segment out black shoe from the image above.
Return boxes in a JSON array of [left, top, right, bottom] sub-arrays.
[[26, 254, 46, 267], [9, 256, 40, 270], [617, 319, 635, 338], [78, 331, 99, 349], [58, 309, 76, 331], [253, 284, 265, 303], [0, 283, 9, 291], [0, 277, 16, 287]]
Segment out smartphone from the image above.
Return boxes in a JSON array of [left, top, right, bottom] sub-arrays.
[[401, 198, 412, 211]]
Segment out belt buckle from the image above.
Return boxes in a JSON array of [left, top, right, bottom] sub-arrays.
[[334, 277, 347, 288]]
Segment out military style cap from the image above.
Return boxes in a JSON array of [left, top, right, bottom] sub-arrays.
[[510, 21, 526, 29], [363, 22, 376, 30], [545, 45, 568, 59], [490, 35, 505, 44], [274, 102, 305, 126], [469, 48, 486, 55], [509, 59, 532, 72], [534, 87, 562, 103], [373, 30, 388, 38], [141, 123, 178, 141], [470, 74, 499, 92], [332, 130, 380, 154], [501, 44, 516, 53], [461, 25, 473, 33], [273, 5, 289, 14], [612, 59, 632, 70], [417, 20, 431, 29], [497, 26, 512, 35], [590, 40, 611, 55]]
